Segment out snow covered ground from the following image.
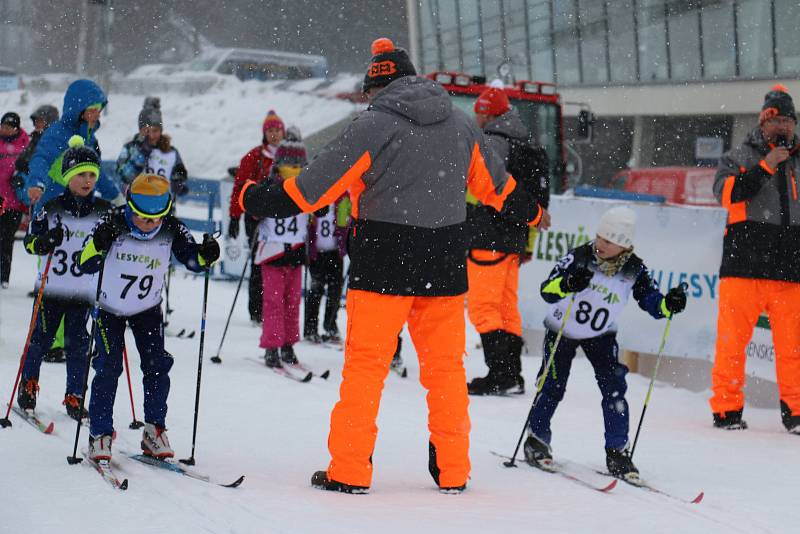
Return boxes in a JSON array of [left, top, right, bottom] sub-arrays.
[[0, 77, 359, 179], [0, 240, 797, 534]]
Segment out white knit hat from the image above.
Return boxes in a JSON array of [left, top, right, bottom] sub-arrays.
[[596, 206, 636, 248]]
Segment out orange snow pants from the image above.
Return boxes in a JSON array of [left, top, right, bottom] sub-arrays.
[[710, 277, 800, 416], [327, 289, 470, 488], [466, 250, 522, 336]]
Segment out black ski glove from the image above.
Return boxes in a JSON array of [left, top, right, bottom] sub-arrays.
[[228, 216, 240, 240], [92, 220, 123, 253], [198, 233, 220, 267], [35, 225, 64, 255], [560, 267, 593, 293], [664, 286, 687, 315]]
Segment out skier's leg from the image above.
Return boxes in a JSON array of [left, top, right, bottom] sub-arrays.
[[130, 305, 172, 428], [63, 302, 91, 397], [21, 297, 62, 384], [526, 330, 578, 445], [326, 290, 411, 487], [260, 264, 286, 349], [582, 333, 629, 450], [304, 259, 324, 337], [408, 294, 471, 489], [323, 254, 344, 335], [284, 265, 302, 346], [89, 310, 126, 437]]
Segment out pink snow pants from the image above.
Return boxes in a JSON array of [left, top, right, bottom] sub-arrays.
[[260, 264, 302, 349]]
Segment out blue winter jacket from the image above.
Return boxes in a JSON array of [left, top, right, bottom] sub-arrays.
[[25, 79, 121, 213]]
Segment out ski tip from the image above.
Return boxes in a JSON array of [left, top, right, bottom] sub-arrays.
[[320, 370, 330, 380], [120, 478, 129, 491], [223, 475, 245, 488], [691, 491, 704, 504], [177, 329, 186, 337], [302, 372, 313, 383], [601, 479, 618, 492], [43, 421, 55, 434]]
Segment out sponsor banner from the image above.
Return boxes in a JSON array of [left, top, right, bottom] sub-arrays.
[[519, 195, 776, 381]]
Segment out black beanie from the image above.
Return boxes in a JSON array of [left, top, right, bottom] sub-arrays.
[[362, 38, 417, 94], [760, 84, 797, 123], [1, 112, 20, 130], [61, 135, 100, 183]]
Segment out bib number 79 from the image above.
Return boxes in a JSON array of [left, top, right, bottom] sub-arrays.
[[120, 274, 154, 300]]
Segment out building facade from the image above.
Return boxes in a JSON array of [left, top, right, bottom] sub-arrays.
[[407, 0, 800, 185]]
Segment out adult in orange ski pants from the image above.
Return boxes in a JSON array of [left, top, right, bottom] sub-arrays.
[[711, 277, 800, 416], [466, 250, 522, 336], [327, 289, 471, 488]]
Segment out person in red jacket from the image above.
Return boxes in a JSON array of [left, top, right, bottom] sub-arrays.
[[0, 112, 30, 288], [228, 110, 285, 323]]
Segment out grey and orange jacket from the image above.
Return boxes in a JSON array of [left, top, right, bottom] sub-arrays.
[[468, 110, 549, 256], [242, 75, 541, 296], [713, 127, 800, 281]]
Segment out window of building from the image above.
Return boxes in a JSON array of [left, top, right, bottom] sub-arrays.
[[481, 0, 505, 74], [419, 0, 439, 72], [552, 0, 581, 84], [666, 3, 701, 81], [737, 0, 774, 77], [578, 0, 608, 84], [607, 0, 638, 82], [460, 0, 483, 74], [775, 0, 800, 75], [637, 0, 669, 81], [437, 0, 461, 70], [503, 0, 530, 79], [700, 1, 736, 79], [528, 0, 554, 82]]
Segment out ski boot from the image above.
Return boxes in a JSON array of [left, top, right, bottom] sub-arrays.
[[63, 394, 89, 422], [89, 434, 113, 462], [606, 447, 640, 484], [311, 470, 369, 494], [524, 434, 554, 471], [321, 330, 341, 345], [43, 347, 66, 363], [17, 378, 38, 411], [713, 409, 748, 430], [304, 332, 322, 344], [780, 401, 800, 435], [264, 348, 282, 368], [280, 345, 299, 365], [468, 371, 522, 396], [141, 423, 174, 459], [428, 441, 467, 494]]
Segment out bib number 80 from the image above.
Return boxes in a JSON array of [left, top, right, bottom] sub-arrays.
[[575, 301, 610, 332]]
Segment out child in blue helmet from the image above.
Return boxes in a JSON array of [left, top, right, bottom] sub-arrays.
[[78, 174, 220, 462], [18, 136, 112, 421]]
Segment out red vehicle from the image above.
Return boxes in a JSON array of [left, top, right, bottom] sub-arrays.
[[608, 166, 718, 206], [426, 71, 582, 192]]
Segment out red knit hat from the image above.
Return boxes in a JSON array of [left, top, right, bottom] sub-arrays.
[[474, 86, 510, 116], [262, 109, 285, 133]]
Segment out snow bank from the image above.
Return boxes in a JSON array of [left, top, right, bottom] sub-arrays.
[[0, 76, 360, 179]]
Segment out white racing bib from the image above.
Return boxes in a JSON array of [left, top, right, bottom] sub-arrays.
[[35, 213, 97, 302], [145, 148, 178, 180], [545, 267, 635, 340], [99, 234, 172, 316], [254, 214, 308, 264], [314, 206, 337, 252]]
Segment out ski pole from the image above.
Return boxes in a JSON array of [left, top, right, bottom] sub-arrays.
[[122, 345, 144, 429], [67, 260, 106, 464], [211, 237, 257, 364], [630, 282, 686, 460], [503, 294, 576, 468], [0, 251, 54, 428], [180, 234, 213, 466]]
